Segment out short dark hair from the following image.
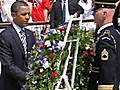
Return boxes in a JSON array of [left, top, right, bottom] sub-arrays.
[[11, 1, 29, 13]]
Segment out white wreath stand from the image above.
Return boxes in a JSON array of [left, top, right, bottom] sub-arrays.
[[55, 15, 83, 90]]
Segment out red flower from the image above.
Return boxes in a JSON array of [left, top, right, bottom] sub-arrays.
[[57, 26, 66, 32], [83, 51, 90, 59], [51, 71, 58, 78], [39, 43, 46, 49], [36, 71, 44, 75], [49, 53, 56, 60]]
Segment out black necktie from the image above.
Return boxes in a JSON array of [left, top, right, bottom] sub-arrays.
[[20, 29, 27, 55], [62, 0, 66, 25]]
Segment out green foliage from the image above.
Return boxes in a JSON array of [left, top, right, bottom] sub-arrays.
[[67, 26, 94, 89], [26, 29, 65, 90], [26, 25, 94, 90]]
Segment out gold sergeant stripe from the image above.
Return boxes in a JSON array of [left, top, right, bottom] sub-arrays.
[[98, 85, 114, 90], [91, 70, 99, 73], [92, 66, 99, 69]]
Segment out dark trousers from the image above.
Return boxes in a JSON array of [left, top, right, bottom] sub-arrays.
[[87, 72, 98, 90]]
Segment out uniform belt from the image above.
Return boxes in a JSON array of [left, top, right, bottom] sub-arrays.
[[98, 85, 114, 90]]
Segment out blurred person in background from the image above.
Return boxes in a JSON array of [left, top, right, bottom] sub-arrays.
[[4, 0, 16, 7], [28, 0, 51, 33], [78, 0, 96, 31], [113, 0, 120, 31], [28, 0, 51, 22], [0, 0, 13, 23], [49, 0, 84, 29], [0, 0, 14, 33], [78, 0, 94, 19]]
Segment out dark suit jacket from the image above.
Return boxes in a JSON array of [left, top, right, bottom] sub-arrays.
[[0, 25, 36, 90], [50, 0, 84, 29]]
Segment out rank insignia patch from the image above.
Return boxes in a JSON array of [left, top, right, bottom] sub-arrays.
[[101, 49, 109, 61]]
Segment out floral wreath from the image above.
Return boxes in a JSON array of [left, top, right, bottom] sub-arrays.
[[26, 25, 94, 90]]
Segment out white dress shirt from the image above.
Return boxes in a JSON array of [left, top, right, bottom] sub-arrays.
[[78, 0, 94, 19]]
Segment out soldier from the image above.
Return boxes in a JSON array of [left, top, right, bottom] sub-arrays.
[[88, 0, 120, 90]]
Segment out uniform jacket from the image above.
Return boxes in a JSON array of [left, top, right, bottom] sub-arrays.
[[88, 24, 120, 90], [0, 25, 36, 90], [50, 0, 84, 29], [94, 24, 120, 84]]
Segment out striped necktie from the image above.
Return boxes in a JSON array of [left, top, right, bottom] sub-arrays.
[[20, 29, 27, 55]]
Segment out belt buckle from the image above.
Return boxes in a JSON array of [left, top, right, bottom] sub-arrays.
[[98, 85, 114, 90]]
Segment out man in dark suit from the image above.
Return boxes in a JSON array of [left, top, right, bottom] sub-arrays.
[[88, 0, 120, 90], [113, 1, 120, 32], [0, 1, 36, 90], [50, 0, 84, 29]]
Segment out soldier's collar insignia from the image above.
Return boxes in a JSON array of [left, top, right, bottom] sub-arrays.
[[101, 49, 109, 61], [103, 30, 111, 36], [97, 23, 113, 34]]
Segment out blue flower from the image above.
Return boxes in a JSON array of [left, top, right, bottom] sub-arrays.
[[29, 55, 34, 61], [39, 57, 47, 64]]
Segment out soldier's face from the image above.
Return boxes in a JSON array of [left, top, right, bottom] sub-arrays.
[[94, 8, 104, 27]]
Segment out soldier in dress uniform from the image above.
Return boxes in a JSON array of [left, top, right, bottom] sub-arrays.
[[87, 0, 120, 90]]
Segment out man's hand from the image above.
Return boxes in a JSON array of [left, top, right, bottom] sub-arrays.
[[73, 13, 78, 18]]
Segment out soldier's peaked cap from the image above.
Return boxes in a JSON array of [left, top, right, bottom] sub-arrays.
[[94, 0, 119, 10]]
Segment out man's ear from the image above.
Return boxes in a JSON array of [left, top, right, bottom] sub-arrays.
[[11, 12, 16, 19], [102, 11, 107, 18]]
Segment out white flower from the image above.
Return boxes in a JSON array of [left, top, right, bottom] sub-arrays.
[[56, 29, 61, 34], [52, 40, 56, 44], [32, 44, 36, 49], [35, 60, 40, 64], [42, 60, 49, 69], [85, 45, 90, 50], [37, 49, 42, 53], [49, 48, 52, 51], [58, 41, 64, 49], [45, 40, 51, 47], [43, 58, 47, 61], [39, 68, 44, 72], [32, 80, 37, 84]]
